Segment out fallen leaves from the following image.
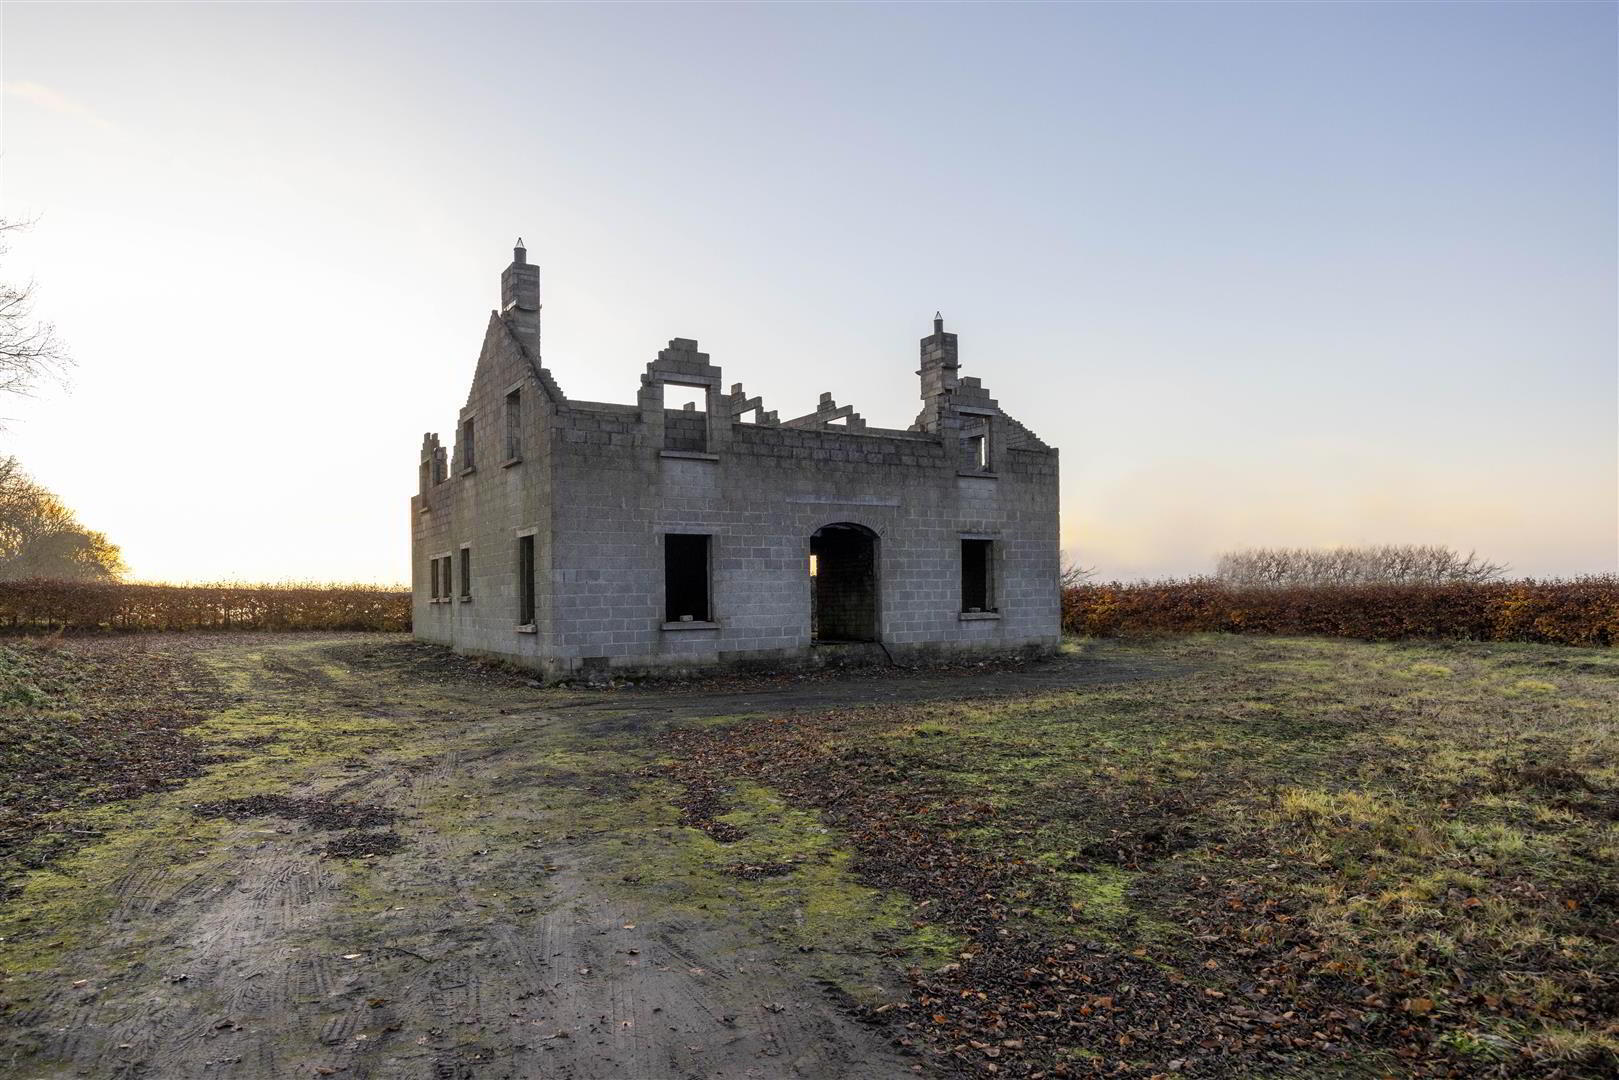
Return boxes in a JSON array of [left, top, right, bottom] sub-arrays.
[[651, 659, 1614, 1080], [1, 639, 225, 891]]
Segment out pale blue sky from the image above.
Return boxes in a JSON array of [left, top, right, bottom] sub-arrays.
[[2, 2, 1614, 582]]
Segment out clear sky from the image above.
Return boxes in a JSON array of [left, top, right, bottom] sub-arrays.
[[2, 2, 1614, 584]]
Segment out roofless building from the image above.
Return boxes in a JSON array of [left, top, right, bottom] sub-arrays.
[[412, 243, 1060, 677]]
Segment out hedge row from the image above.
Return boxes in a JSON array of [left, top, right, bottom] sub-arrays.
[[1062, 577, 1619, 647], [7, 576, 1614, 645], [0, 579, 411, 633]]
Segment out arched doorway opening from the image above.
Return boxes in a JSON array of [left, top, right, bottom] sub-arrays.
[[809, 523, 879, 642]]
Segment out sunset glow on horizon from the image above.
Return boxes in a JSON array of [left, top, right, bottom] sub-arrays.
[[2, 3, 1613, 584]]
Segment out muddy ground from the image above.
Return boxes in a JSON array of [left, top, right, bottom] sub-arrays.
[[0, 634, 1170, 1080]]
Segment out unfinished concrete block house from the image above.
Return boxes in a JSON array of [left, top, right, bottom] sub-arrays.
[[412, 243, 1060, 676]]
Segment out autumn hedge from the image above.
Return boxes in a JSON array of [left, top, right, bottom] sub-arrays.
[[1062, 577, 1619, 647], [8, 576, 1615, 645], [0, 579, 411, 633]]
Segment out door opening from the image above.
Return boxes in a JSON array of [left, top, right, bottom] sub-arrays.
[[809, 523, 878, 642]]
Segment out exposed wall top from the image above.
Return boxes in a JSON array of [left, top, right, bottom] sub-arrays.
[[464, 243, 1051, 453]]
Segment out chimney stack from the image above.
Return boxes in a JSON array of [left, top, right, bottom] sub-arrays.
[[502, 237, 540, 314], [500, 237, 541, 348], [918, 312, 959, 396], [913, 313, 960, 434]]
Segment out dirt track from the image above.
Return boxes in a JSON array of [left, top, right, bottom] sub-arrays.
[[0, 635, 1174, 1080]]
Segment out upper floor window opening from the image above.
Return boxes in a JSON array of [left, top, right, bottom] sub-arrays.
[[660, 383, 709, 452], [961, 413, 993, 472], [505, 389, 523, 462]]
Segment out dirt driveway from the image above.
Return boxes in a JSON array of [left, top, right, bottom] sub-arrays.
[[0, 636, 1170, 1080]]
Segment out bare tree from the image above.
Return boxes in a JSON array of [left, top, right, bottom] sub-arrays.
[[0, 218, 71, 398], [1060, 556, 1096, 588], [1215, 544, 1507, 588]]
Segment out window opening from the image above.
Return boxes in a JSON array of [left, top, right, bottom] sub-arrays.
[[517, 534, 535, 625], [961, 415, 992, 471], [505, 389, 523, 461], [961, 539, 994, 612], [664, 534, 711, 621], [661, 384, 709, 452]]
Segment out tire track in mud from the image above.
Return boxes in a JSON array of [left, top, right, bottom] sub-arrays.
[[3, 637, 1173, 1079], [0, 640, 911, 1078], [366, 733, 898, 1080]]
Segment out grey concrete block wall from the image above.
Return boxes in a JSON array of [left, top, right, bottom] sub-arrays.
[[412, 247, 1061, 677]]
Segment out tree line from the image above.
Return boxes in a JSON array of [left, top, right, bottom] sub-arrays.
[[0, 456, 124, 581], [1214, 544, 1508, 587], [0, 219, 121, 582]]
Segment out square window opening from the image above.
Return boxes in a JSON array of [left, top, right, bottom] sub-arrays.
[[664, 534, 711, 622]]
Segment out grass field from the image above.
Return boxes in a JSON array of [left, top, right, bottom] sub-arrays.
[[664, 636, 1619, 1076], [1, 633, 1614, 1078]]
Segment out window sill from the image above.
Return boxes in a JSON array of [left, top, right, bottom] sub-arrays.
[[659, 450, 719, 461], [458, 596, 472, 603], [515, 623, 537, 634], [957, 470, 999, 479], [419, 505, 431, 514], [959, 611, 1001, 621], [461, 466, 476, 476], [662, 620, 720, 631], [502, 456, 523, 469]]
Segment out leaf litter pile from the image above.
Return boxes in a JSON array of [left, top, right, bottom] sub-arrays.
[[661, 637, 1619, 1078], [191, 793, 397, 830], [322, 830, 406, 859], [191, 793, 404, 859], [673, 771, 749, 843]]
